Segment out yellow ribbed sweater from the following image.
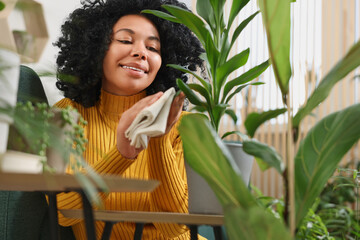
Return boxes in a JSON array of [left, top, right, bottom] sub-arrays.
[[55, 89, 205, 240]]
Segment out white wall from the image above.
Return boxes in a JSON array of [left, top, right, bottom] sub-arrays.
[[25, 0, 82, 105], [21, 0, 192, 105]]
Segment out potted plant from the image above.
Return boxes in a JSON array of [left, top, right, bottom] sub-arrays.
[[144, 0, 287, 215], [4, 101, 87, 173], [172, 0, 360, 239]]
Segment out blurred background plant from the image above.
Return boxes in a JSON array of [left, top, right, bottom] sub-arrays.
[[316, 162, 360, 240], [250, 161, 360, 239]]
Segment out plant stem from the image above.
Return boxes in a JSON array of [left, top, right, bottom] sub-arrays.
[[283, 168, 289, 225], [356, 171, 359, 240], [286, 94, 295, 236]]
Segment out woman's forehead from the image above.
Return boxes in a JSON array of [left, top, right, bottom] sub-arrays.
[[112, 14, 160, 38]]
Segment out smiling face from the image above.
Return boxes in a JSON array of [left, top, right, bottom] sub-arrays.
[[102, 14, 162, 96]]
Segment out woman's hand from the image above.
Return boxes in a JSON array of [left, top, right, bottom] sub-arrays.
[[165, 91, 185, 134], [117, 92, 163, 159], [116, 91, 185, 159]]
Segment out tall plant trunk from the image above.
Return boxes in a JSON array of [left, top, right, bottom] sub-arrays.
[[286, 95, 295, 235]]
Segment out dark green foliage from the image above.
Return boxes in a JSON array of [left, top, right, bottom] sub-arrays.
[[316, 164, 360, 239]]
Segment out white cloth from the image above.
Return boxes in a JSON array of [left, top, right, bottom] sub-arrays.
[[125, 88, 176, 149]]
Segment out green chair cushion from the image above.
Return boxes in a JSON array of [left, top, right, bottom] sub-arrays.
[[17, 65, 48, 104], [0, 191, 75, 240]]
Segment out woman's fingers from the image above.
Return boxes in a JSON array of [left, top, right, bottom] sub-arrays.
[[165, 91, 185, 133], [116, 91, 163, 159], [116, 90, 184, 158], [123, 92, 163, 122]]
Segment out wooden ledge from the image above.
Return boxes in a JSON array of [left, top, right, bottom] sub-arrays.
[[0, 172, 159, 192], [60, 209, 224, 226]]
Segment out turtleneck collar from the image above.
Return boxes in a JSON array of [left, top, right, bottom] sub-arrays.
[[98, 89, 147, 117]]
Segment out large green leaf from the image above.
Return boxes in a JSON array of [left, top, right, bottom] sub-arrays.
[[295, 103, 360, 227], [243, 139, 284, 174], [225, 108, 237, 125], [228, 0, 250, 29], [209, 0, 226, 18], [191, 105, 207, 113], [221, 10, 259, 65], [188, 83, 212, 105], [179, 114, 258, 208], [225, 82, 264, 104], [167, 64, 211, 92], [0, 1, 5, 11], [224, 205, 292, 240], [212, 103, 229, 131], [216, 48, 249, 92], [230, 11, 259, 52], [222, 60, 269, 102], [204, 31, 220, 75], [222, 130, 249, 141], [244, 108, 287, 138], [258, 0, 292, 98], [196, 0, 216, 31], [293, 41, 360, 129], [141, 10, 181, 23], [176, 79, 204, 106], [209, 0, 226, 33], [161, 5, 211, 47]]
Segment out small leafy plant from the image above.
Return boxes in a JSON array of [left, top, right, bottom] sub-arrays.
[[7, 101, 88, 173], [1, 100, 106, 205]]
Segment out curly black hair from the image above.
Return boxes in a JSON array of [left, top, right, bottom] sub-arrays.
[[55, 0, 204, 107]]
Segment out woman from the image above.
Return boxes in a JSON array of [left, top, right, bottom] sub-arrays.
[[54, 0, 204, 239]]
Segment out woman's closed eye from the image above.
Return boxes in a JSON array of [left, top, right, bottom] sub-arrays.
[[147, 46, 160, 53], [117, 40, 132, 44]]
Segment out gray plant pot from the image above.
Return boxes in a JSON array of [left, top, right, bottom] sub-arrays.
[[185, 142, 253, 214]]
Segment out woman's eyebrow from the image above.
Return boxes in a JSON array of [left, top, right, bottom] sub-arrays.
[[114, 28, 160, 42], [115, 28, 134, 34], [148, 36, 160, 43]]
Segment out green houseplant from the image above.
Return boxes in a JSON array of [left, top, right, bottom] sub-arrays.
[[144, 0, 286, 138], [144, 0, 287, 215], [148, 0, 360, 239]]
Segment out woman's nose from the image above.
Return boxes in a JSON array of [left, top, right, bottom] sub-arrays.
[[131, 44, 147, 60]]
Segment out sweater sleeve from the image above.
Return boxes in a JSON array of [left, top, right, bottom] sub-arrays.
[[147, 112, 190, 238], [53, 98, 137, 226]]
